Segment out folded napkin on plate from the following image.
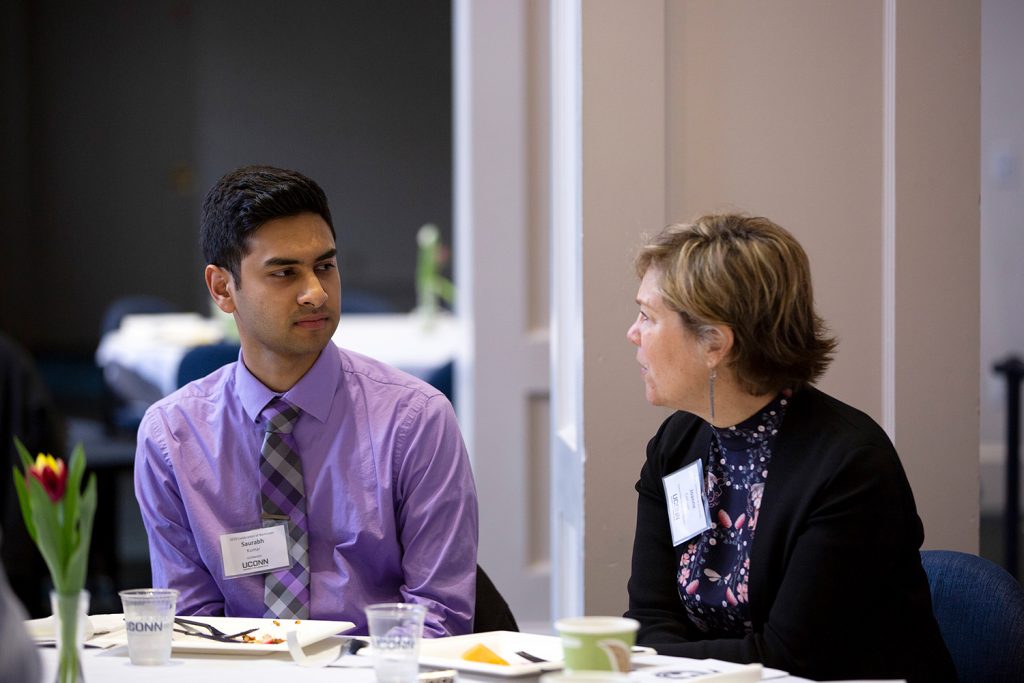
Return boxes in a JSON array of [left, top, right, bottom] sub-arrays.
[[25, 613, 126, 646]]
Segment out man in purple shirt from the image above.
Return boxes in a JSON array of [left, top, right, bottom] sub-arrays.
[[134, 165, 478, 636]]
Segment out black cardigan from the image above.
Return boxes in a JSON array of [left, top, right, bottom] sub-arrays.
[[625, 386, 956, 683]]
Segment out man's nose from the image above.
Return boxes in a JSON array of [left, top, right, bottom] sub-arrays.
[[298, 273, 328, 308]]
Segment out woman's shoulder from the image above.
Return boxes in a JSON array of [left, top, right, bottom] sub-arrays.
[[787, 385, 894, 452], [645, 411, 709, 473], [780, 386, 912, 490]]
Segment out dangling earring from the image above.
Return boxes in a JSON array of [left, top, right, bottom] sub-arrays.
[[708, 367, 717, 423]]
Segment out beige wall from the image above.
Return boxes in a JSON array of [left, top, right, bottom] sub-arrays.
[[580, 0, 671, 617], [667, 1, 885, 418], [891, 0, 980, 555], [578, 0, 980, 616]]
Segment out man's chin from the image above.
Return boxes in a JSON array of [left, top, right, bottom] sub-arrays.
[[285, 330, 334, 356]]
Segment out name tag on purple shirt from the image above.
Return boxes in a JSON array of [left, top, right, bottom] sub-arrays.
[[219, 526, 291, 578]]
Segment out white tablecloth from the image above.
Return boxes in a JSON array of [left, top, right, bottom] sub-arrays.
[[38, 645, 853, 683], [42, 642, 379, 683]]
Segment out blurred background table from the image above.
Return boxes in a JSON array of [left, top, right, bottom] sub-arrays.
[[96, 312, 461, 405]]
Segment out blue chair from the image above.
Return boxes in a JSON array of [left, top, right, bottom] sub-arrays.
[[422, 360, 454, 407], [921, 550, 1024, 683], [100, 295, 177, 335], [341, 288, 396, 314], [176, 343, 241, 388]]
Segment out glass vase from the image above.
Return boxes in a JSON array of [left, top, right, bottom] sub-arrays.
[[50, 590, 89, 683]]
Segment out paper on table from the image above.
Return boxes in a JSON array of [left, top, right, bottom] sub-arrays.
[[25, 613, 126, 648], [630, 656, 785, 680], [287, 631, 371, 668]]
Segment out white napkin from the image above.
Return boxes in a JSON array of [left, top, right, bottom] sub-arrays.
[[25, 613, 126, 646]]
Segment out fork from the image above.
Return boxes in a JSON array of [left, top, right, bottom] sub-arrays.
[[173, 618, 259, 642], [515, 651, 548, 663]]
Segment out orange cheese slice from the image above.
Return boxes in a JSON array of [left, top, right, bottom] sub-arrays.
[[461, 643, 510, 666]]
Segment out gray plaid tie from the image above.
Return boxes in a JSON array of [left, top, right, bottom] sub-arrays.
[[260, 397, 310, 619]]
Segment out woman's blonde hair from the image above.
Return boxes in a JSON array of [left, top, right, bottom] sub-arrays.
[[635, 213, 836, 395]]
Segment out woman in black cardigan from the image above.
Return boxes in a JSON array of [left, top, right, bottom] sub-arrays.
[[623, 214, 955, 682]]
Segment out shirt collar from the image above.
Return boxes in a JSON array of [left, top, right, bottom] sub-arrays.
[[235, 341, 340, 425]]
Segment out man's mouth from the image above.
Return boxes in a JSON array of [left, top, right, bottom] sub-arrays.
[[295, 315, 330, 329]]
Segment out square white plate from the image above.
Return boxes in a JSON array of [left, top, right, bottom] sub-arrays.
[[88, 615, 354, 655], [418, 631, 564, 677]]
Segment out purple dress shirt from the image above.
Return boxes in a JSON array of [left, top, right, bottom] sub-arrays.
[[134, 341, 478, 637]]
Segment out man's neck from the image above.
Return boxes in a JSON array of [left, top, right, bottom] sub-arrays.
[[241, 348, 321, 393]]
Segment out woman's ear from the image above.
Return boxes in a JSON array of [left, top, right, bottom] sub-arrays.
[[205, 265, 237, 314], [702, 324, 735, 368]]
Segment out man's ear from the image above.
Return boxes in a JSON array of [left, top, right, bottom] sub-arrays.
[[205, 265, 237, 314], [702, 324, 735, 369]]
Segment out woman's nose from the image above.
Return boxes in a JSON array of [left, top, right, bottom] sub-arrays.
[[626, 317, 640, 346]]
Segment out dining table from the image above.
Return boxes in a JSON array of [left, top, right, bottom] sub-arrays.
[[33, 631, 878, 683], [38, 647, 826, 683]]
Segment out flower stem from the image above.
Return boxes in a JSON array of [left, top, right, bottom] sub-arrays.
[[54, 591, 85, 683]]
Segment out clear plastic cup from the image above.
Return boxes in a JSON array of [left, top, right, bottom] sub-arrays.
[[365, 603, 426, 683], [119, 588, 179, 665]]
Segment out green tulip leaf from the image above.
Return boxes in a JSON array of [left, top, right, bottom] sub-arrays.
[[12, 468, 38, 544], [13, 437, 35, 470], [65, 474, 97, 593], [26, 478, 66, 589]]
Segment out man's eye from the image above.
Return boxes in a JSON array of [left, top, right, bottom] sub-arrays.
[[271, 269, 293, 278], [316, 262, 337, 272]]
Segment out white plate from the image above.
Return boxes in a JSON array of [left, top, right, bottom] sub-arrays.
[[88, 616, 354, 655], [172, 616, 355, 655], [418, 631, 564, 677]]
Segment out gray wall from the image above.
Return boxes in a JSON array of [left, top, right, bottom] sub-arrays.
[[1, 0, 451, 352], [979, 0, 1024, 513]]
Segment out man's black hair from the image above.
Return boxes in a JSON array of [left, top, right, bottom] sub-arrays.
[[200, 165, 335, 284]]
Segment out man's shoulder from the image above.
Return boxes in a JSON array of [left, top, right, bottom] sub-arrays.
[[144, 363, 237, 423], [335, 347, 443, 401]]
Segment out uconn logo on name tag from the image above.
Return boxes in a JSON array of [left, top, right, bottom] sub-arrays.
[[220, 526, 291, 578], [662, 459, 713, 546]]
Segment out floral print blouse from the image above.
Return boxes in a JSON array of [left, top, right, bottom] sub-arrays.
[[676, 393, 788, 635]]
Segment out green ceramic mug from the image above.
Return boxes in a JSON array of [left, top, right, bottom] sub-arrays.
[[554, 617, 640, 672]]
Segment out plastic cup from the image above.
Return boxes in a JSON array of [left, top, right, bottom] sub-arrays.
[[119, 588, 179, 665], [554, 616, 640, 672], [365, 603, 426, 683]]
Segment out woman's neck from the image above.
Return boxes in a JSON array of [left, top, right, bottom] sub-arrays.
[[705, 373, 778, 429]]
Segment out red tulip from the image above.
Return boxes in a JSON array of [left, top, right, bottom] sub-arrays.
[[27, 454, 67, 503]]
